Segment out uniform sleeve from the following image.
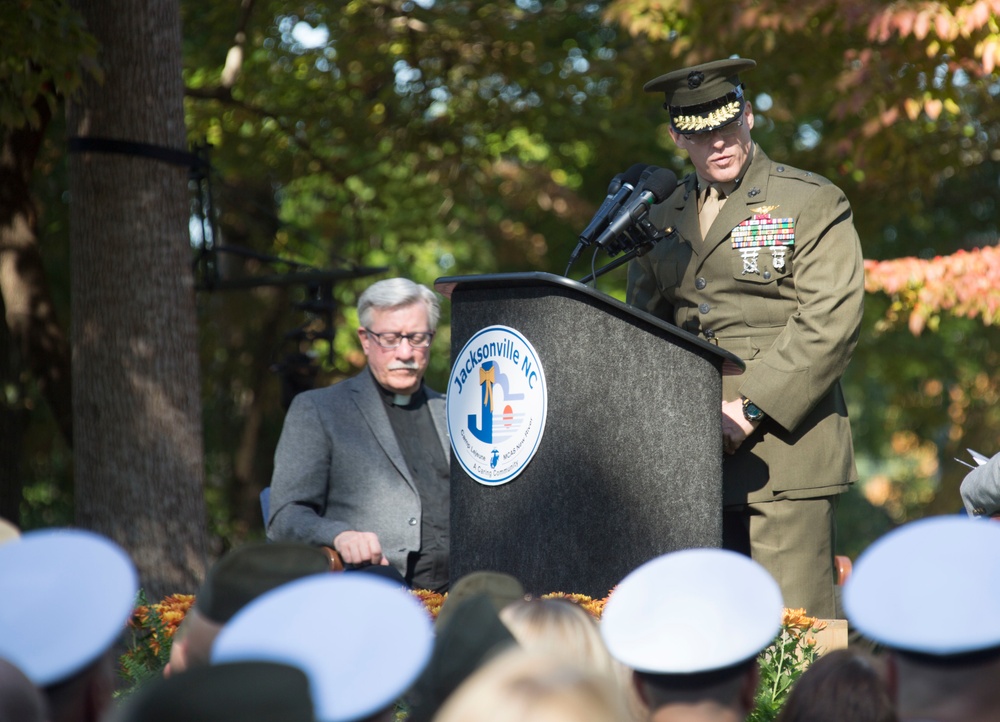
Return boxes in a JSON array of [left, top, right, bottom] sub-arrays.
[[266, 392, 351, 546], [737, 182, 865, 432]]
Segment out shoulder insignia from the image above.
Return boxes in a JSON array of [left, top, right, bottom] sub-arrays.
[[771, 163, 829, 187]]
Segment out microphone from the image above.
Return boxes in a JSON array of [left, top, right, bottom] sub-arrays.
[[594, 168, 678, 251], [577, 163, 648, 247]]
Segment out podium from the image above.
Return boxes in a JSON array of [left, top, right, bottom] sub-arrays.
[[435, 272, 744, 598]]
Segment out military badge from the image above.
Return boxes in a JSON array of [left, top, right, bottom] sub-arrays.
[[740, 248, 760, 275], [732, 209, 795, 275]]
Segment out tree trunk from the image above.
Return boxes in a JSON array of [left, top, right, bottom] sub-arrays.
[[66, 0, 208, 597]]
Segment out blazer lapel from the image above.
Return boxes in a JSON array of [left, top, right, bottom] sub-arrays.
[[428, 393, 450, 459], [351, 369, 415, 489]]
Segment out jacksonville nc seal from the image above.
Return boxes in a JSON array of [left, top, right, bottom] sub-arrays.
[[447, 325, 548, 485]]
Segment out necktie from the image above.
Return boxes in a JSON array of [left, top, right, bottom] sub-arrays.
[[700, 185, 725, 238]]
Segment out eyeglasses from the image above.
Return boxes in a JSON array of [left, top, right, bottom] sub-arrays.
[[680, 119, 745, 146], [364, 329, 435, 349]]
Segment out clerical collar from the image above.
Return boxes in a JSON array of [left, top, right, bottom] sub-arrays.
[[370, 371, 426, 408]]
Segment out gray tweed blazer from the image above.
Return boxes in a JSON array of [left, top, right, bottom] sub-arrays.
[[266, 368, 449, 574]]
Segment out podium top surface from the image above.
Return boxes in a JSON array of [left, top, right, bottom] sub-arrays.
[[434, 272, 744, 374]]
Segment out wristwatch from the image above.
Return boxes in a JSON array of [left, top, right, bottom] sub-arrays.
[[742, 397, 766, 423]]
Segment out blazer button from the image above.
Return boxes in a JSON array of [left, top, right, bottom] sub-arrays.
[[695, 277, 707, 290], [699, 303, 710, 314], [408, 517, 418, 526]]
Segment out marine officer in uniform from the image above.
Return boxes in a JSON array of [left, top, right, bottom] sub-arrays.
[[628, 58, 865, 619]]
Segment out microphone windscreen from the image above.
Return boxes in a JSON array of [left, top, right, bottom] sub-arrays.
[[623, 163, 649, 185], [643, 169, 679, 202]]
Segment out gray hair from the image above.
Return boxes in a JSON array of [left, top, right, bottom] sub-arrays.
[[357, 278, 441, 330]]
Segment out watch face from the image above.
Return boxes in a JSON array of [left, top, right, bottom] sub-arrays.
[[743, 401, 763, 421]]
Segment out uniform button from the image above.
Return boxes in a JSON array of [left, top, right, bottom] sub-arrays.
[[699, 303, 710, 314], [695, 277, 707, 290], [408, 517, 418, 526], [776, 166, 785, 172], [763, 271, 771, 280]]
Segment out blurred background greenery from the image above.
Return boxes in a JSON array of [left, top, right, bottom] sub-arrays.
[[4, 0, 999, 568]]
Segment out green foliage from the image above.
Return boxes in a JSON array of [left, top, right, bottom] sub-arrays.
[[0, 0, 101, 130], [8, 0, 1000, 552], [117, 591, 173, 699], [750, 619, 824, 722]]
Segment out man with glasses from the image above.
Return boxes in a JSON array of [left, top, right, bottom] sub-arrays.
[[627, 59, 865, 620], [267, 278, 451, 592]]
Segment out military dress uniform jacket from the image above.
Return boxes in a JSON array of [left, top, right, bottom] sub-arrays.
[[266, 368, 449, 574], [627, 145, 864, 507]]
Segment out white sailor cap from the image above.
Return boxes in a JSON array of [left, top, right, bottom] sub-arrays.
[[0, 528, 138, 686], [843, 515, 1000, 656], [211, 572, 434, 722], [600, 548, 783, 674]]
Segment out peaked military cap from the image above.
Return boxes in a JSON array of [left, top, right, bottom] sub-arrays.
[[644, 58, 756, 134], [601, 548, 783, 674], [111, 661, 315, 722], [844, 515, 1000, 657], [212, 573, 434, 722], [0, 528, 138, 686], [194, 541, 330, 624], [434, 570, 525, 629]]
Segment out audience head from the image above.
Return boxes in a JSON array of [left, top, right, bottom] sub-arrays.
[[501, 597, 644, 722], [432, 648, 632, 722], [500, 598, 618, 679], [774, 648, 896, 722], [0, 516, 19, 546], [601, 548, 783, 721], [844, 515, 1000, 721], [165, 541, 330, 676], [436, 571, 525, 629], [0, 528, 138, 722], [0, 657, 47, 722], [111, 661, 315, 722], [407, 593, 518, 722], [212, 573, 433, 722]]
